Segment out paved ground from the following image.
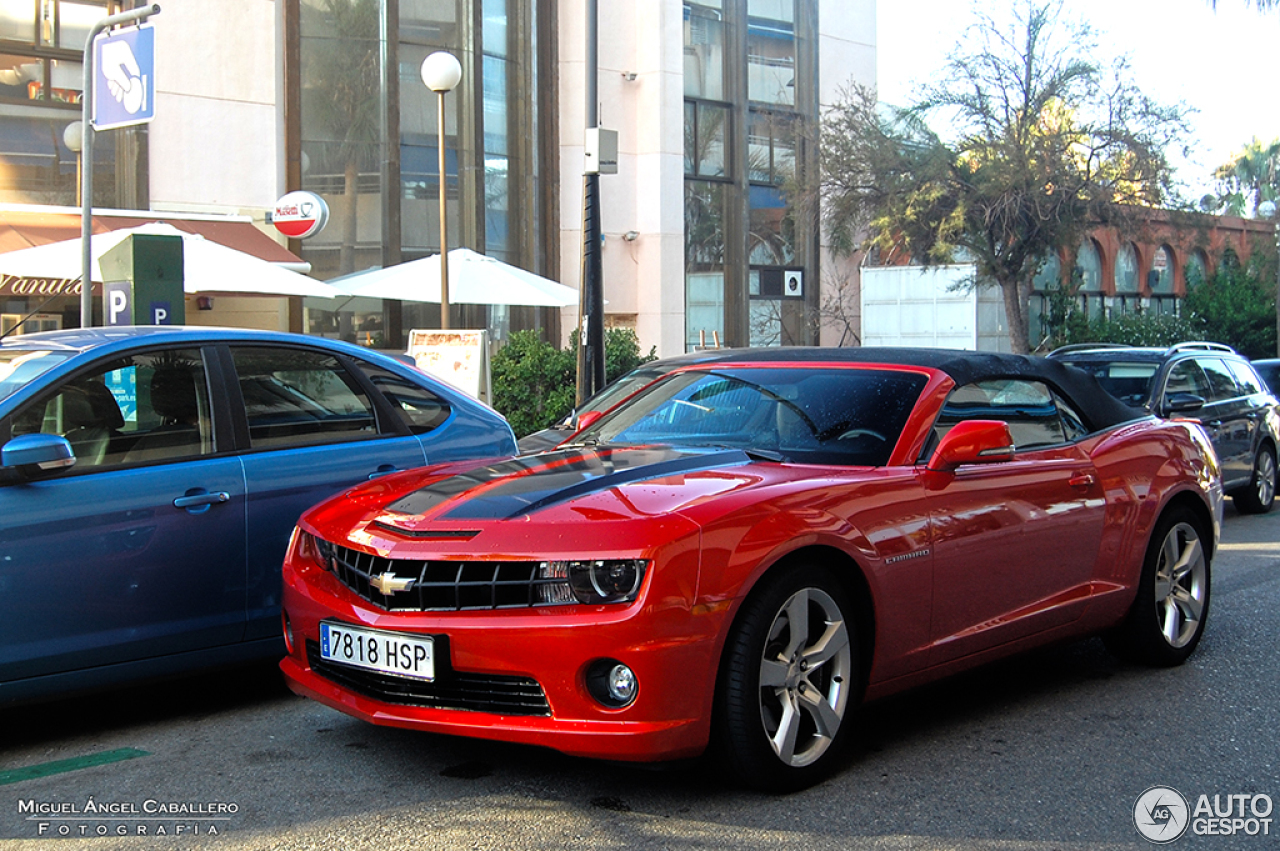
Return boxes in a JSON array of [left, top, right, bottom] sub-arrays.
[[2, 510, 1277, 850]]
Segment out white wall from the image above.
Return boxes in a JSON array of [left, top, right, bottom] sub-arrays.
[[559, 0, 687, 358], [148, 0, 284, 215], [861, 264, 1009, 351]]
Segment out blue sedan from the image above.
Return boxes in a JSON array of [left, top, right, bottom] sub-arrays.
[[0, 327, 516, 705]]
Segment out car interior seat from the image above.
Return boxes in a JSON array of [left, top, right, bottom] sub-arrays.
[[59, 378, 125, 466], [122, 366, 205, 463]]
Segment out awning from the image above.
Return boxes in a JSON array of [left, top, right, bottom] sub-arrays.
[[0, 205, 305, 297]]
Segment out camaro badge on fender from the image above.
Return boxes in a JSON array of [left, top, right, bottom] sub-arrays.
[[371, 572, 414, 595]]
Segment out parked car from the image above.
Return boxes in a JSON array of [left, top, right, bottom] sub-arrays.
[[0, 326, 516, 705], [280, 347, 1221, 791], [1251, 358, 1280, 396], [517, 349, 745, 453], [1049, 342, 1280, 513]]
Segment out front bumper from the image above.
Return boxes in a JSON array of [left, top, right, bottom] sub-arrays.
[[279, 554, 727, 762]]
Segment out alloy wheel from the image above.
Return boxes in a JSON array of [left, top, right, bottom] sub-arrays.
[[757, 587, 853, 768], [1153, 521, 1208, 649]]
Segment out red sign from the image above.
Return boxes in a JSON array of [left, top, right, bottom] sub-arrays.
[[272, 191, 329, 239]]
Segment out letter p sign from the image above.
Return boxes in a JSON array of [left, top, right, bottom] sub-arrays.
[[105, 282, 132, 326]]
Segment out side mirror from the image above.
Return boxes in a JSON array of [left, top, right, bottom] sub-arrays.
[[927, 420, 1015, 472], [1, 433, 76, 477], [576, 409, 604, 431], [1161, 393, 1205, 416]]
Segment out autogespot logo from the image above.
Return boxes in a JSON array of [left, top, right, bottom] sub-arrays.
[[1135, 786, 1191, 844]]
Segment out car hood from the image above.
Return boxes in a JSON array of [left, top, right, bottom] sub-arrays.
[[382, 445, 759, 524], [303, 445, 800, 555]]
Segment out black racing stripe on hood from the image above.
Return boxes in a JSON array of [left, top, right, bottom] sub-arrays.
[[385, 446, 751, 521]]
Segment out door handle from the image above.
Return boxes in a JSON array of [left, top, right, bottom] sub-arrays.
[[367, 464, 400, 480], [1068, 472, 1096, 489], [173, 490, 230, 509]]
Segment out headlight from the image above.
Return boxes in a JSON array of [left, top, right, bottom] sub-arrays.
[[537, 559, 647, 605], [295, 529, 335, 573]]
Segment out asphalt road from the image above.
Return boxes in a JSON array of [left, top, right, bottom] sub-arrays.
[[2, 509, 1277, 850]]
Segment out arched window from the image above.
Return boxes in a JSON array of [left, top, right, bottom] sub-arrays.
[[1115, 243, 1139, 293], [1151, 246, 1174, 294], [1150, 245, 1176, 315], [1113, 242, 1140, 315], [1075, 239, 1104, 319]]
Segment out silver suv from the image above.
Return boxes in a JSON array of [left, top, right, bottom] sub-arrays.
[[1050, 342, 1280, 513]]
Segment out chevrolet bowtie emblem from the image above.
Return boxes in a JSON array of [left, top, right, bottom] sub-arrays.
[[371, 572, 414, 595]]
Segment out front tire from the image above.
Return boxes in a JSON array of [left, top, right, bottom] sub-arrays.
[[713, 565, 858, 792], [1232, 445, 1276, 514], [1105, 507, 1210, 666]]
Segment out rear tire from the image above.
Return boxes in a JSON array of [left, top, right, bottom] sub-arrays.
[[713, 564, 858, 792], [1104, 507, 1210, 666], [1232, 445, 1276, 514]]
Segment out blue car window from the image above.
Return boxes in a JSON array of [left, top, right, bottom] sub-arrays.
[[230, 347, 378, 449], [11, 348, 212, 469], [355, 362, 452, 434], [1196, 358, 1242, 402]]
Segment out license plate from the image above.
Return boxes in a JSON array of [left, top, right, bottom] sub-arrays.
[[319, 621, 435, 681]]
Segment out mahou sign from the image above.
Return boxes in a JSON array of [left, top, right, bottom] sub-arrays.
[[272, 191, 330, 239]]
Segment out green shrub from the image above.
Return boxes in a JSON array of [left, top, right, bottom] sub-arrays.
[[491, 328, 657, 437], [491, 330, 575, 437]]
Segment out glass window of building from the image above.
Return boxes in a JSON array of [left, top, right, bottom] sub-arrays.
[[746, 0, 794, 107], [685, 0, 812, 351], [1114, 242, 1139, 293], [685, 101, 727, 178], [685, 180, 727, 349], [684, 1, 725, 101], [294, 0, 549, 347], [1075, 238, 1104, 320], [0, 0, 136, 208]]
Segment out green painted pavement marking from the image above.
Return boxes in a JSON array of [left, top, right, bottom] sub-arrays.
[[0, 748, 150, 786]]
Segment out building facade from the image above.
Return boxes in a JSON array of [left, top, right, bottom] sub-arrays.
[[0, 0, 879, 359]]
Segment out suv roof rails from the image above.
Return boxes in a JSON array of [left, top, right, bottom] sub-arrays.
[[1166, 341, 1238, 355], [1046, 342, 1131, 358]]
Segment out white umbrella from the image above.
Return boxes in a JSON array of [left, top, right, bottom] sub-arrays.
[[328, 248, 578, 307], [0, 222, 341, 298]]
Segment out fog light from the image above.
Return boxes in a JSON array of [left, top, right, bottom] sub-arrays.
[[586, 659, 638, 708], [607, 664, 637, 703]]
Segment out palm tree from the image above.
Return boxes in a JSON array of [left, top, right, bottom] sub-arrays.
[[1213, 138, 1280, 217]]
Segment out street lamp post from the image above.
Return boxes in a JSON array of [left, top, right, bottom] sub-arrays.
[[421, 51, 462, 330], [63, 122, 83, 206]]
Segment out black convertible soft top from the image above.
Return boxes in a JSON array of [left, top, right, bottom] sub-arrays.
[[674, 346, 1142, 432]]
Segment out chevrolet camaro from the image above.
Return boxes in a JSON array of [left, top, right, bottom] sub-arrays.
[[279, 348, 1222, 791]]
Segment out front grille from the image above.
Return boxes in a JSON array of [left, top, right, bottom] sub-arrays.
[[307, 640, 550, 716], [324, 543, 561, 612]]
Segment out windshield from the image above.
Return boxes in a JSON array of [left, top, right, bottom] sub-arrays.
[[573, 366, 928, 466], [1059, 359, 1157, 408], [0, 350, 74, 403]]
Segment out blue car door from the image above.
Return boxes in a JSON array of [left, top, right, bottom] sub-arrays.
[[223, 345, 428, 641], [0, 347, 247, 685]]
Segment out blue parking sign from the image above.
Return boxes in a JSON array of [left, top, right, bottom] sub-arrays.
[[93, 24, 155, 130]]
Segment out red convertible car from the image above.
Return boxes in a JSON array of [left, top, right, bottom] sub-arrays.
[[280, 348, 1222, 791]]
